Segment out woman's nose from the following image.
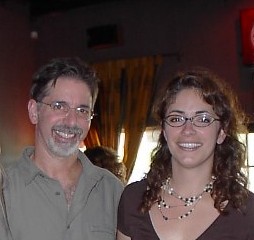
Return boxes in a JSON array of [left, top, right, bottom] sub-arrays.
[[181, 120, 196, 135]]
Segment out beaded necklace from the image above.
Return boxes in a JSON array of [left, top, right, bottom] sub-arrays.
[[157, 177, 214, 220]]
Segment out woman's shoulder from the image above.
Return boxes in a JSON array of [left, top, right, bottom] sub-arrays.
[[247, 190, 254, 205], [241, 190, 254, 217], [120, 179, 147, 201], [242, 191, 254, 231], [118, 179, 149, 218], [124, 179, 147, 192]]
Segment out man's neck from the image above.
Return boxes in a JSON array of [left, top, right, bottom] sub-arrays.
[[31, 150, 82, 186]]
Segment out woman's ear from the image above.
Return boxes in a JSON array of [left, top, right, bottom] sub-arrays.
[[217, 129, 226, 144], [163, 130, 167, 141], [28, 99, 39, 124]]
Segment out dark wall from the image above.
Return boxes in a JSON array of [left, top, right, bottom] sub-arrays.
[[0, 6, 35, 163], [34, 0, 254, 118], [1, 0, 254, 162]]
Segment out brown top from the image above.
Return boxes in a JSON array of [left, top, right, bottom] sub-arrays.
[[118, 179, 254, 240]]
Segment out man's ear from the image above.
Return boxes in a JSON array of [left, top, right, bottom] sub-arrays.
[[28, 99, 39, 124], [217, 129, 226, 144]]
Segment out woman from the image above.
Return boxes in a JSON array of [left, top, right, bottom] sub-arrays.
[[117, 67, 254, 240]]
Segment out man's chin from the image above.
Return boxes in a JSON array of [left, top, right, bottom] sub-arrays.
[[49, 142, 80, 158]]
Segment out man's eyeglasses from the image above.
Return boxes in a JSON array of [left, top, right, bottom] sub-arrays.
[[164, 114, 220, 127], [37, 101, 94, 121]]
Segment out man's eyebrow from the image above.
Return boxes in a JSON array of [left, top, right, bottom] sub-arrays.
[[79, 104, 91, 109]]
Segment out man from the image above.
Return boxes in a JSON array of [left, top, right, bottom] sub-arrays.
[[4, 58, 123, 240]]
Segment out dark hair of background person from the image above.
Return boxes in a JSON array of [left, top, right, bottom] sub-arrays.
[[140, 67, 249, 213], [30, 57, 100, 108], [84, 146, 127, 184]]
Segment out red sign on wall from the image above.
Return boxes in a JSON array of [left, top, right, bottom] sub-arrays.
[[240, 8, 254, 65]]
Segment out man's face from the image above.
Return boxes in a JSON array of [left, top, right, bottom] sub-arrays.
[[28, 77, 93, 158]]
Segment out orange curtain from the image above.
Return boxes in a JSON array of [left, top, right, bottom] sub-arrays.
[[84, 121, 101, 147], [86, 56, 162, 179], [90, 60, 123, 150], [121, 56, 162, 178]]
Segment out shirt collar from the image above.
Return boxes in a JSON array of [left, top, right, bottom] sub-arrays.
[[21, 147, 104, 185]]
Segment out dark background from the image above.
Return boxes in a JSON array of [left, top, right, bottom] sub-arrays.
[[0, 0, 254, 163]]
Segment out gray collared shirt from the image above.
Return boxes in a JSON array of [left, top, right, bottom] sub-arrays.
[[4, 147, 123, 240]]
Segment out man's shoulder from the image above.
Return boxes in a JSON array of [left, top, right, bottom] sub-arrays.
[[80, 151, 122, 182], [89, 165, 124, 190], [5, 157, 26, 175], [4, 147, 37, 187]]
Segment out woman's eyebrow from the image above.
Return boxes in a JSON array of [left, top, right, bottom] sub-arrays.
[[167, 110, 211, 115], [167, 110, 185, 115]]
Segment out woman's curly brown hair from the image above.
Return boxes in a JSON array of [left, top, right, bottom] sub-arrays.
[[140, 67, 249, 214]]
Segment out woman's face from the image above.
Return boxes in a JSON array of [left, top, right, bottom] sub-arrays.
[[163, 88, 226, 172]]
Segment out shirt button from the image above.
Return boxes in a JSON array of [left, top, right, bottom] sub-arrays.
[[67, 225, 70, 229]]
